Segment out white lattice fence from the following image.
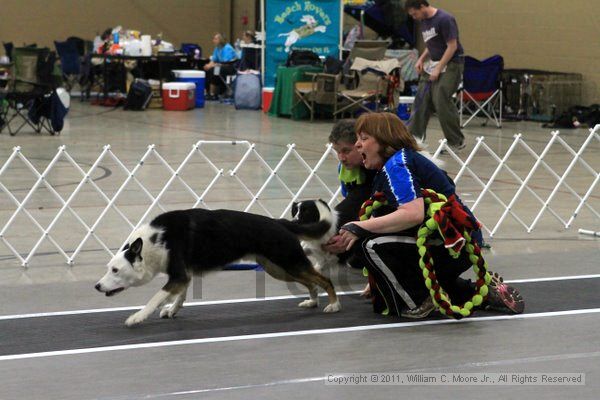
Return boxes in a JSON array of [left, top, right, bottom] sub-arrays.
[[0, 141, 341, 267], [439, 125, 599, 237], [0, 126, 598, 267]]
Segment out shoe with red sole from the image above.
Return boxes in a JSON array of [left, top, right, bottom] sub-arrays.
[[485, 271, 525, 314]]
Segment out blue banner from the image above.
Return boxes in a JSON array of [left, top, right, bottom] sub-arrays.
[[265, 0, 341, 87]]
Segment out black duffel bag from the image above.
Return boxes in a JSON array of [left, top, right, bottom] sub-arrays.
[[124, 79, 152, 111]]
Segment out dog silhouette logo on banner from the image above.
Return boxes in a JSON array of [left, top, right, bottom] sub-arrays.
[[279, 14, 327, 52]]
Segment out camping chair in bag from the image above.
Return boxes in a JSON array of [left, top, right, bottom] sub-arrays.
[[0, 47, 63, 135], [54, 40, 81, 93], [458, 55, 504, 128]]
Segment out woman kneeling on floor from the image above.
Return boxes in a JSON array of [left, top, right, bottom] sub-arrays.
[[324, 112, 524, 318]]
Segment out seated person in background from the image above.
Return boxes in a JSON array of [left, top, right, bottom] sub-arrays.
[[242, 30, 256, 45], [203, 33, 237, 100], [235, 31, 256, 58], [237, 30, 261, 71]]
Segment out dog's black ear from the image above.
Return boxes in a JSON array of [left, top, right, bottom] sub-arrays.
[[130, 237, 143, 256], [291, 202, 299, 217]]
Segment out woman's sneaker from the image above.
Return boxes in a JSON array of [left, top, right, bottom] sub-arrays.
[[485, 272, 525, 314], [401, 296, 435, 319]]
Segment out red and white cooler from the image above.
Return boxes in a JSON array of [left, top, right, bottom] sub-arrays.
[[162, 82, 196, 111]]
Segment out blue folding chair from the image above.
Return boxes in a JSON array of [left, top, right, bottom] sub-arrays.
[[54, 40, 81, 93], [180, 43, 202, 68], [3, 42, 13, 61], [459, 55, 503, 128]]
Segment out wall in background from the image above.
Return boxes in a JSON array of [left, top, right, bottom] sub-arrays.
[[433, 0, 599, 104], [232, 0, 257, 43], [0, 0, 232, 59], [1, 0, 596, 104]]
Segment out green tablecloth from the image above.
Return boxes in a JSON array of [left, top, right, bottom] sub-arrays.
[[268, 65, 321, 120]]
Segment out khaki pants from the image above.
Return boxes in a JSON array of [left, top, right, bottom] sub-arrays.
[[408, 61, 464, 147]]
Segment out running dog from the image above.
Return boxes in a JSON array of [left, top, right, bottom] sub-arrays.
[[95, 207, 341, 327], [278, 15, 327, 52]]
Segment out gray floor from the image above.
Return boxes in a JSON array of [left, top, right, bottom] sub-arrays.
[[0, 101, 599, 399]]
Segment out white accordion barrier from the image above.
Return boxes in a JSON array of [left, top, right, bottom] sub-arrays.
[[0, 125, 598, 267]]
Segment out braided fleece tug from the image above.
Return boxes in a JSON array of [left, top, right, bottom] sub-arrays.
[[417, 189, 491, 320]]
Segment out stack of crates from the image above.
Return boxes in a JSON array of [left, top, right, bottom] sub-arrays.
[[530, 72, 583, 121], [502, 69, 583, 121]]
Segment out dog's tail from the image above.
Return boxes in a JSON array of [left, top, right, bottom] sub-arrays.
[[278, 218, 333, 239]]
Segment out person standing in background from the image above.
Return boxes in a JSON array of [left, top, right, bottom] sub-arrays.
[[406, 0, 465, 151]]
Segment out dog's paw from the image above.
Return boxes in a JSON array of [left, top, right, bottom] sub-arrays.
[[159, 306, 171, 319], [323, 300, 342, 313], [125, 311, 147, 327], [159, 305, 180, 319], [298, 299, 318, 308]]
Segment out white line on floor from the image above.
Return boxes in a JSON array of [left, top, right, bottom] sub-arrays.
[[505, 274, 600, 283], [138, 377, 325, 399], [0, 290, 363, 321], [1, 273, 599, 321], [1, 307, 599, 362]]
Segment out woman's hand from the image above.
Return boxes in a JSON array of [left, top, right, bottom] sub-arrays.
[[322, 234, 348, 254], [338, 228, 359, 251]]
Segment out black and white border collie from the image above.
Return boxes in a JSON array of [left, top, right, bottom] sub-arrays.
[[95, 205, 340, 327]]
